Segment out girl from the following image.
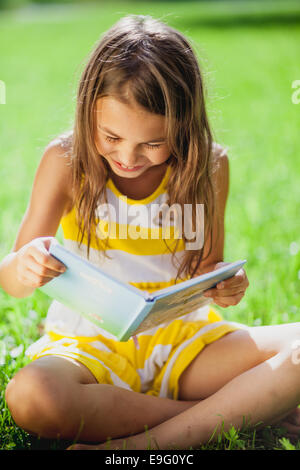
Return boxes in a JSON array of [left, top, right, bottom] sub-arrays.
[[1, 15, 300, 451]]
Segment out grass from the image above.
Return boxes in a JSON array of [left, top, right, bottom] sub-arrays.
[[0, 0, 300, 450]]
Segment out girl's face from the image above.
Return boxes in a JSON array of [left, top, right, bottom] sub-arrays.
[[94, 96, 171, 178]]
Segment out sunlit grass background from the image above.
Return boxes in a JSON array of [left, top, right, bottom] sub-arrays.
[[0, 0, 300, 450]]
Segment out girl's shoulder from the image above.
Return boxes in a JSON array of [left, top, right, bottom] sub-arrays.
[[210, 141, 229, 173], [211, 142, 229, 161], [49, 129, 73, 153], [210, 142, 230, 197], [42, 131, 74, 216]]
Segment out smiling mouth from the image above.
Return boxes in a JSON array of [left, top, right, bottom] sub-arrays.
[[112, 159, 144, 171]]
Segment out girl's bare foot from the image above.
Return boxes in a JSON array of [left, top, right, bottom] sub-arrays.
[[277, 407, 300, 441], [68, 408, 300, 450], [67, 437, 141, 450]]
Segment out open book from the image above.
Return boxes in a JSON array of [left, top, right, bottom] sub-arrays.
[[39, 242, 246, 341]]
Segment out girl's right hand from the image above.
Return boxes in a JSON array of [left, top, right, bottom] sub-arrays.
[[16, 237, 66, 289]]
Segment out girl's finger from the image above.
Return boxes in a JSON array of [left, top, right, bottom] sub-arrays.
[[212, 299, 229, 308], [217, 278, 248, 292], [26, 255, 65, 279], [211, 288, 246, 298], [215, 293, 245, 306], [216, 270, 249, 290], [214, 302, 234, 309], [204, 286, 245, 298], [27, 246, 66, 273], [18, 267, 53, 288]]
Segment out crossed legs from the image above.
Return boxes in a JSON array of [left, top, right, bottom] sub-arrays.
[[5, 322, 300, 449]]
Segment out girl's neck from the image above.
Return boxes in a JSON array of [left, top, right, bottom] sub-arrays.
[[109, 162, 168, 200]]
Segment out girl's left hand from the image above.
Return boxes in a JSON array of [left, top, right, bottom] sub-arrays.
[[203, 262, 249, 308]]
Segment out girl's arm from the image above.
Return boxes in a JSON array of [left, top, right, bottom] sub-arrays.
[[0, 141, 73, 298], [196, 145, 249, 307], [196, 144, 229, 274]]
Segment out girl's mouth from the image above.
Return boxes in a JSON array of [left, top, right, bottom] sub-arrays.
[[112, 159, 144, 172]]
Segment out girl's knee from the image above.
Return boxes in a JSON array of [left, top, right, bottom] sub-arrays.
[[5, 363, 75, 438]]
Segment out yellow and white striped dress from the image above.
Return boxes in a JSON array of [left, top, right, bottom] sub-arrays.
[[26, 164, 240, 399]]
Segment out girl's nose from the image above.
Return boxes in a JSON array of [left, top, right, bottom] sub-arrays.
[[118, 145, 140, 167]]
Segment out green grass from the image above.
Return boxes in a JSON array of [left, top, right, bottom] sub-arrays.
[[1, 0, 300, 450]]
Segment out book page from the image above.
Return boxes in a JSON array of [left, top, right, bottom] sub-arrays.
[[132, 287, 212, 334], [133, 260, 246, 334]]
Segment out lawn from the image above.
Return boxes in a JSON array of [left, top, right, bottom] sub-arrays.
[[0, 0, 300, 450]]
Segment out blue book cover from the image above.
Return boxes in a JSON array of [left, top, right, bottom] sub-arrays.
[[40, 241, 246, 341]]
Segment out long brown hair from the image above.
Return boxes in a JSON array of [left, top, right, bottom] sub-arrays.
[[59, 14, 220, 282]]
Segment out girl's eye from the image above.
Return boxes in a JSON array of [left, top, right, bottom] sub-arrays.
[[105, 136, 119, 143], [145, 143, 162, 150], [105, 136, 162, 150]]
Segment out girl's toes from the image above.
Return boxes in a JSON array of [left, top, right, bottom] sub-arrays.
[[284, 407, 300, 426], [280, 421, 300, 438]]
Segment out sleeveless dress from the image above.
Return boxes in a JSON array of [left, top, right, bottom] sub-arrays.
[[26, 162, 241, 399]]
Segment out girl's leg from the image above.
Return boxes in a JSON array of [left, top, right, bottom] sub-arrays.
[[5, 355, 198, 442], [177, 323, 298, 401], [70, 323, 300, 449]]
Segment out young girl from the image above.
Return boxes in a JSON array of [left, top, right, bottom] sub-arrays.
[[1, 15, 300, 451]]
